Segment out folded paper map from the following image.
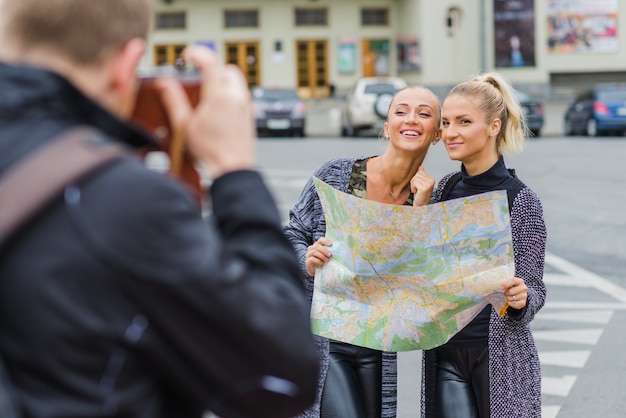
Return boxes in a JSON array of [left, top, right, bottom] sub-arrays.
[[311, 177, 513, 352]]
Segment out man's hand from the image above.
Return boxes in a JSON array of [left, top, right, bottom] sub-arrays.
[[156, 46, 256, 179]]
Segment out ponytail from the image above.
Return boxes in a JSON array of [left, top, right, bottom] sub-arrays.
[[447, 72, 528, 154]]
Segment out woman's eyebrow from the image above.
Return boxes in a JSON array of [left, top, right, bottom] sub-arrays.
[[394, 102, 434, 109]]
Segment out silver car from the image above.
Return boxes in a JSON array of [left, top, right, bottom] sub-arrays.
[[341, 77, 408, 137]]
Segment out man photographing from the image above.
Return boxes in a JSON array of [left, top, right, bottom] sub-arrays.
[[0, 1, 319, 417]]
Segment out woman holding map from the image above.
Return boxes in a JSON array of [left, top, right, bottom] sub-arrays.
[[421, 72, 547, 418], [284, 86, 441, 418]]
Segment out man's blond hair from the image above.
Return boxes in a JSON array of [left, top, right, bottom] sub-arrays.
[[0, 0, 153, 65]]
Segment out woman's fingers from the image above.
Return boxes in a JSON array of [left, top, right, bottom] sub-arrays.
[[411, 166, 435, 207], [305, 238, 332, 276], [502, 277, 528, 308]]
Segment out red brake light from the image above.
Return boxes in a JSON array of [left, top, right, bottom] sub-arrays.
[[593, 101, 609, 115]]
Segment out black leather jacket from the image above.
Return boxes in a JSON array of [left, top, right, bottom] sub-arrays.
[[0, 63, 319, 418]]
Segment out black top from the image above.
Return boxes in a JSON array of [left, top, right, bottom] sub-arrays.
[[441, 156, 519, 346]]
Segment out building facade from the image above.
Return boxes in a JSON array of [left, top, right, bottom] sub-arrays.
[[146, 0, 626, 99]]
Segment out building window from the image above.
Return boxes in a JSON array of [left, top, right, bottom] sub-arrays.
[[295, 8, 327, 26], [155, 12, 186, 30], [224, 10, 259, 28], [154, 44, 186, 66], [361, 8, 389, 26]]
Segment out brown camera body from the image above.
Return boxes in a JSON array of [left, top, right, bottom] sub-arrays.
[[131, 70, 201, 143], [131, 70, 203, 206]]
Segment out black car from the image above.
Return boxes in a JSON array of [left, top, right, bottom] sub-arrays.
[[564, 83, 626, 137], [515, 90, 544, 138], [252, 87, 307, 137]]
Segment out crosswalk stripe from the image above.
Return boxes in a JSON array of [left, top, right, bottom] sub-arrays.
[[543, 302, 626, 310], [533, 328, 603, 345], [544, 272, 590, 287], [542, 375, 577, 397], [542, 405, 561, 418], [545, 253, 626, 303], [539, 350, 591, 368], [535, 309, 614, 324]]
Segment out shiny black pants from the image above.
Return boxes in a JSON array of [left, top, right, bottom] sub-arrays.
[[435, 344, 490, 418], [320, 341, 382, 418]]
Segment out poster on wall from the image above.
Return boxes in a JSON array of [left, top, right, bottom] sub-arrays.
[[547, 0, 618, 54], [338, 38, 356, 74], [494, 0, 536, 68], [397, 37, 421, 72]]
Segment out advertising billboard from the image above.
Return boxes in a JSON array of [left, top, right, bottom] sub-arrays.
[[547, 0, 618, 54]]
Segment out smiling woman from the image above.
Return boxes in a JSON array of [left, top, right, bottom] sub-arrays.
[[252, 86, 307, 137], [421, 72, 546, 418], [284, 85, 441, 418]]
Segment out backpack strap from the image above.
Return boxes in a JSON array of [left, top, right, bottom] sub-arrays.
[[0, 126, 127, 249]]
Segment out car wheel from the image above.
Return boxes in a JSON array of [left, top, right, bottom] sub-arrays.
[[530, 129, 541, 138], [374, 93, 394, 119], [563, 118, 574, 136], [585, 118, 598, 137], [342, 120, 356, 137], [341, 112, 351, 137]]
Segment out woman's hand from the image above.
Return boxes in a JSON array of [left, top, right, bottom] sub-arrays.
[[410, 165, 435, 207], [501, 277, 528, 309], [305, 237, 332, 276]]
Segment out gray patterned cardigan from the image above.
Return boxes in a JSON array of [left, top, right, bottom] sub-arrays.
[[421, 170, 548, 418], [284, 156, 398, 418]]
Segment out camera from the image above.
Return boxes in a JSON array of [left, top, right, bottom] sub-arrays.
[[131, 67, 200, 144]]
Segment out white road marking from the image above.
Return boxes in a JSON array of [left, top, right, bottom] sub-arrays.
[[545, 253, 626, 303], [533, 328, 603, 345], [542, 375, 577, 397], [542, 405, 561, 418], [539, 350, 591, 368], [535, 309, 613, 324]]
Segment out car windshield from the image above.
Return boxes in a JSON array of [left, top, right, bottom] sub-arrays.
[[596, 89, 626, 103], [253, 88, 298, 101], [363, 83, 401, 95]]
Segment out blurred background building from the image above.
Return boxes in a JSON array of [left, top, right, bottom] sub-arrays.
[[145, 0, 625, 100]]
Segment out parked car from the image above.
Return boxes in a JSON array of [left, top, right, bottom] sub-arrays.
[[515, 90, 544, 137], [252, 87, 307, 137], [563, 83, 626, 136], [341, 76, 408, 137]]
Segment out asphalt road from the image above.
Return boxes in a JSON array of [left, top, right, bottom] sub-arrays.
[[252, 99, 626, 418]]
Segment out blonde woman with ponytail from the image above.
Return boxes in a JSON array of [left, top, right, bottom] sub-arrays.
[[420, 72, 547, 417]]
